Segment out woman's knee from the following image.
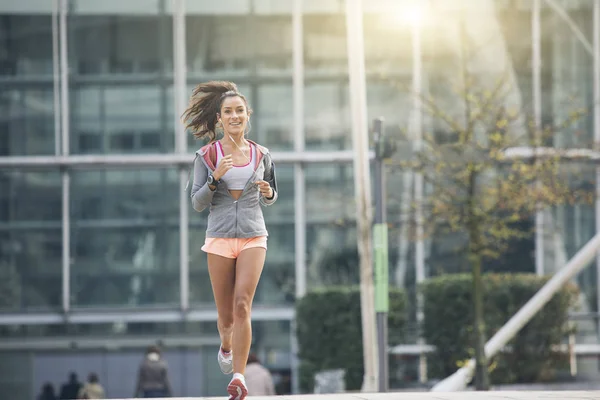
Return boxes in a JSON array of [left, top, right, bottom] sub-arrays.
[[233, 297, 252, 320], [218, 315, 234, 330]]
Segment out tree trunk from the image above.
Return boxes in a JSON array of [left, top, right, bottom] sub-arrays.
[[470, 248, 490, 390], [467, 166, 490, 391]]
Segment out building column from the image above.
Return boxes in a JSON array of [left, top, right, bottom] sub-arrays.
[[532, 0, 544, 276], [291, 0, 306, 393], [173, 0, 190, 311]]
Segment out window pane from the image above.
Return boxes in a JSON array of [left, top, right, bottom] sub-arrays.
[[70, 4, 170, 75], [256, 84, 293, 150], [260, 165, 295, 304], [303, 10, 352, 151], [304, 82, 351, 150], [189, 165, 295, 306], [304, 14, 347, 75], [71, 85, 173, 154], [305, 164, 357, 290], [554, 163, 596, 313], [69, 0, 174, 154], [0, 170, 62, 311], [0, 12, 56, 156], [70, 168, 180, 307], [540, 2, 593, 148], [186, 13, 292, 75], [0, 15, 53, 76], [185, 2, 293, 150], [363, 8, 412, 76]]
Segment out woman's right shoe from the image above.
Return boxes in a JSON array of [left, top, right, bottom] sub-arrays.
[[218, 346, 233, 374], [227, 375, 248, 400]]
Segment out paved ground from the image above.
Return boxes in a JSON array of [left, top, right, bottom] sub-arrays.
[[111, 391, 600, 400]]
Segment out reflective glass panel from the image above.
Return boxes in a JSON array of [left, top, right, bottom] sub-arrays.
[[0, 170, 62, 311], [305, 164, 357, 290], [70, 168, 180, 307], [0, 10, 55, 155], [185, 2, 293, 150], [69, 1, 175, 154]]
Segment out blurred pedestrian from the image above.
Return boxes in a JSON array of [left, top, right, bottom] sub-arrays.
[[244, 353, 275, 396], [185, 80, 279, 400], [134, 345, 172, 398], [77, 373, 105, 399], [37, 382, 57, 400], [59, 372, 81, 400]]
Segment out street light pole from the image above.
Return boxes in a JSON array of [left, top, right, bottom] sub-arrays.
[[373, 117, 389, 393]]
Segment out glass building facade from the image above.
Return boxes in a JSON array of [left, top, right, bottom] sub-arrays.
[[1, 0, 600, 398]]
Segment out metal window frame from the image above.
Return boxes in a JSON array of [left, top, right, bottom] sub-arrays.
[[593, 0, 600, 339], [59, 0, 71, 314], [0, 150, 373, 169], [0, 335, 221, 351], [291, 0, 305, 394], [0, 306, 294, 326], [533, 0, 544, 277], [173, 0, 190, 312]]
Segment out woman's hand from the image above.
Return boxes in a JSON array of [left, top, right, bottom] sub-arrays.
[[213, 154, 233, 181], [256, 180, 273, 198]]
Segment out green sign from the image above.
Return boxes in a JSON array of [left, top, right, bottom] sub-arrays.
[[374, 223, 389, 312]]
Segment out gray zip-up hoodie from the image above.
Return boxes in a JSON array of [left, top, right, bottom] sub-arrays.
[[190, 139, 278, 238]]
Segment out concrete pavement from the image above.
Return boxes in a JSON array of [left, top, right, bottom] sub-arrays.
[[110, 391, 600, 399]]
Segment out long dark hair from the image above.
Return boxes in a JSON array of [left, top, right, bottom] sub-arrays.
[[181, 80, 251, 143]]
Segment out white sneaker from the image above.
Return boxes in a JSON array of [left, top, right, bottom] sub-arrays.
[[218, 346, 233, 374], [227, 373, 248, 400]]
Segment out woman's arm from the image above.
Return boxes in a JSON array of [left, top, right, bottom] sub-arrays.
[[260, 154, 278, 206], [190, 155, 216, 212]]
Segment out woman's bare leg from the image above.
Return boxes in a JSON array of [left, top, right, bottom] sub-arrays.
[[207, 253, 237, 352], [231, 247, 266, 374]]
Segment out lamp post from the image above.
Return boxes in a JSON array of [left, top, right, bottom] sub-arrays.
[[373, 117, 397, 392]]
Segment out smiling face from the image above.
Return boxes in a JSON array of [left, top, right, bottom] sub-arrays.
[[218, 95, 249, 137]]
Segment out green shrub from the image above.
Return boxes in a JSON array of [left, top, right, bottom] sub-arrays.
[[422, 273, 578, 384], [296, 286, 407, 392]]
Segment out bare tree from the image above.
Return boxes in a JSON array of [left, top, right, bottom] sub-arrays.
[[389, 58, 591, 389]]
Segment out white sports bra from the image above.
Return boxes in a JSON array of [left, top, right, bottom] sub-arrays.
[[216, 141, 256, 190]]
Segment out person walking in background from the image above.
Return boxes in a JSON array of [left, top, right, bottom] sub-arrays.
[[59, 372, 81, 400], [134, 345, 172, 398], [37, 382, 57, 400], [77, 373, 105, 399], [244, 353, 276, 396], [184, 80, 279, 400]]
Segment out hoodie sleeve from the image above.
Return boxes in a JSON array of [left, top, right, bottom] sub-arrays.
[[190, 154, 216, 212], [259, 154, 278, 206]]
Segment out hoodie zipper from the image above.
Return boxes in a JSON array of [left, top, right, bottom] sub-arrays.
[[235, 171, 259, 236], [202, 155, 262, 236]]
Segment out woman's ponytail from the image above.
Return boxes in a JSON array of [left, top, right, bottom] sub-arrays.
[[181, 80, 241, 143]]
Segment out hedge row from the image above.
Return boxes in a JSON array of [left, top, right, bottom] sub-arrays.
[[422, 273, 578, 383], [295, 273, 578, 391], [295, 286, 407, 392]]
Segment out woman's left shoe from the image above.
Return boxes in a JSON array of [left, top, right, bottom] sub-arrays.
[[218, 346, 233, 374]]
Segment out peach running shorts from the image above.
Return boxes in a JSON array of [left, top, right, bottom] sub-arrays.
[[201, 236, 267, 259]]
